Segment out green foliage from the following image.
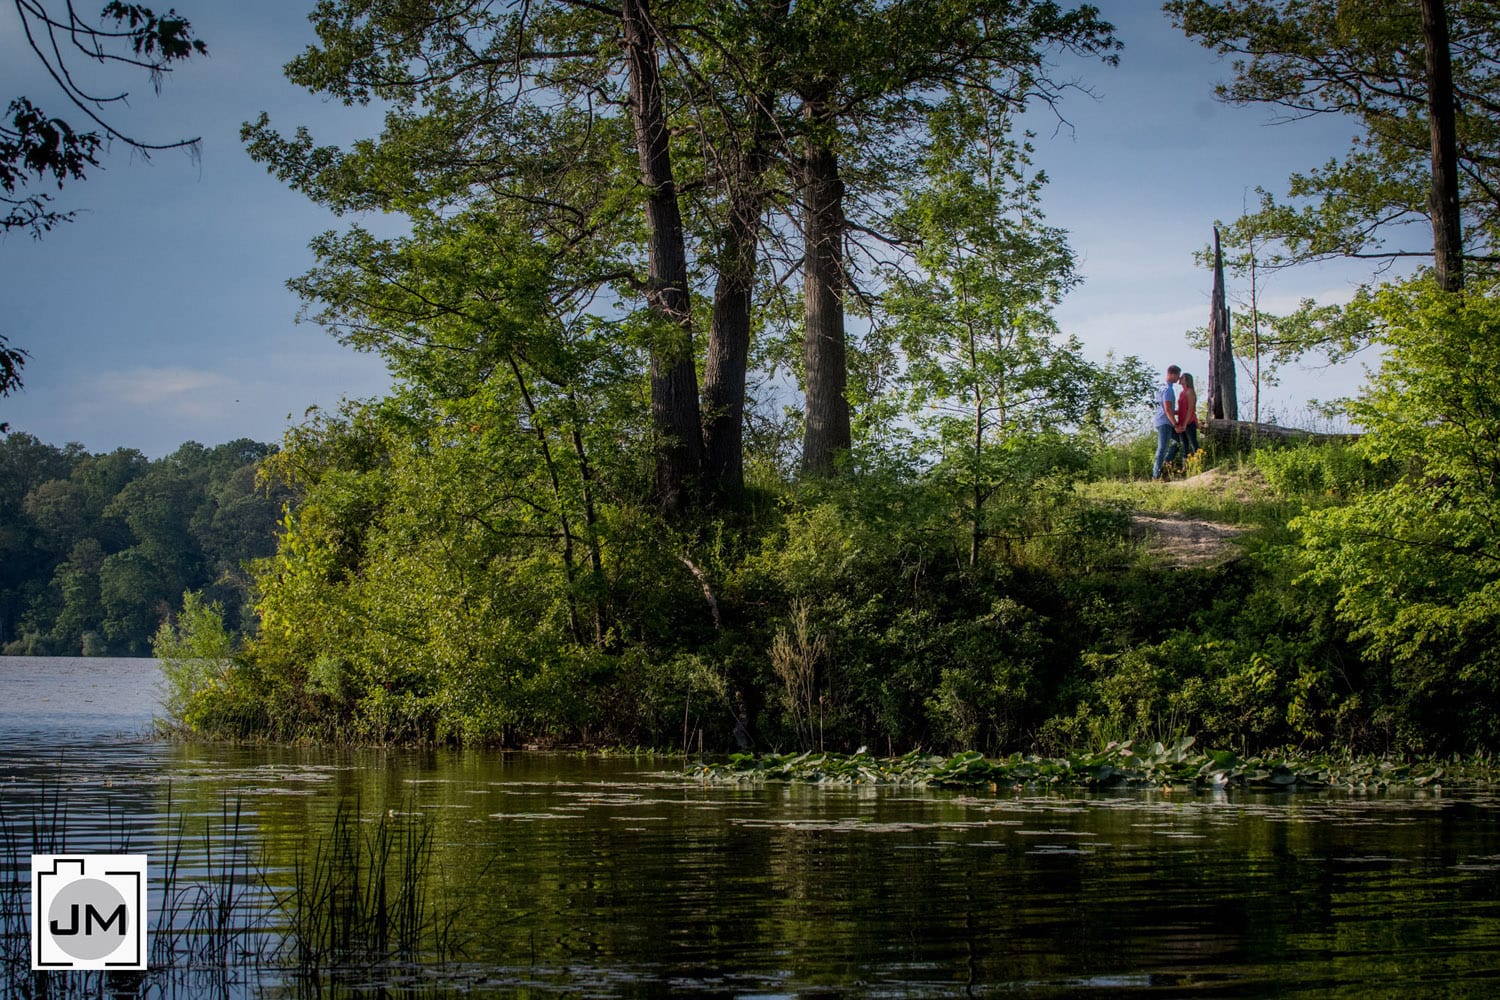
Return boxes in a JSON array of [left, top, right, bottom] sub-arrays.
[[1252, 441, 1391, 502], [166, 381, 1499, 756], [1167, 0, 1500, 282], [154, 591, 265, 738], [1295, 283, 1500, 748], [247, 380, 704, 744], [870, 91, 1152, 565]]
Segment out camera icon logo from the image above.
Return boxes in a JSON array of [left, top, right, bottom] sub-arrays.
[[32, 855, 148, 970]]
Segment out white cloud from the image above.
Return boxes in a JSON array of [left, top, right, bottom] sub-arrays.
[[91, 367, 234, 407]]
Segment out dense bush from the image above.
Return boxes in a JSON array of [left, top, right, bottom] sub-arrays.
[[1252, 441, 1392, 501]]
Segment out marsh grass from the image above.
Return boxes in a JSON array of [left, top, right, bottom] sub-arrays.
[[274, 798, 464, 984], [0, 785, 269, 999], [0, 789, 462, 999]]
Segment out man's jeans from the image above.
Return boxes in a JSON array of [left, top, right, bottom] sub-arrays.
[[1152, 423, 1178, 479]]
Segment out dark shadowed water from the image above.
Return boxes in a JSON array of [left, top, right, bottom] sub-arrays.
[[1, 656, 1499, 997]]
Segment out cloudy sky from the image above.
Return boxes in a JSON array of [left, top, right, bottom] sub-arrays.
[[1, 1, 1387, 456]]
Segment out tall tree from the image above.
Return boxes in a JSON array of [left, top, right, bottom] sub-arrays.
[[246, 0, 713, 510], [1421, 0, 1463, 291], [689, 1, 788, 499], [247, 0, 1119, 503], [798, 92, 850, 477], [772, 0, 1121, 477], [879, 94, 1150, 565], [622, 0, 703, 511], [1166, 0, 1499, 281]]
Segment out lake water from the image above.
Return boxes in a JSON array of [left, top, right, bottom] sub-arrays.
[[1, 656, 1499, 997]]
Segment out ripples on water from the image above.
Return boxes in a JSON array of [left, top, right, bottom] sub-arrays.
[[1, 657, 1499, 997]]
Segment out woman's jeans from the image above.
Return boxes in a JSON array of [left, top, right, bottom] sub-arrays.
[[1180, 422, 1199, 458]]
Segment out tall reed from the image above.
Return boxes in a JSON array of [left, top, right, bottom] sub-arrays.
[[273, 798, 462, 981], [0, 787, 461, 998]]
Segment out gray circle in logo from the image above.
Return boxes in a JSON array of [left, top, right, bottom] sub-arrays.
[[47, 878, 129, 961]]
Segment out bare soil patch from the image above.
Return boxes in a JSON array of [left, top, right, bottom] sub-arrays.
[[1131, 514, 1248, 568]]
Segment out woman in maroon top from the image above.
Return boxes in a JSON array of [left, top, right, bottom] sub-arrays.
[[1176, 372, 1199, 459]]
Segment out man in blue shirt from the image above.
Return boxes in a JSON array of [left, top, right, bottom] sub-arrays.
[[1152, 365, 1181, 480]]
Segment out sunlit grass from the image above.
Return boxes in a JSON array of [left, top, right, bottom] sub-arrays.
[[1080, 462, 1294, 527]]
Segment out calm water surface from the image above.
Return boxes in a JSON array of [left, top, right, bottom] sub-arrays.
[[1, 656, 1498, 998]]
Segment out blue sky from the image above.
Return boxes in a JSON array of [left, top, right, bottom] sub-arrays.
[[0, 1, 1385, 456]]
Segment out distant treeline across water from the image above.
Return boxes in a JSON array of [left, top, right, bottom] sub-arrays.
[[0, 434, 285, 656]]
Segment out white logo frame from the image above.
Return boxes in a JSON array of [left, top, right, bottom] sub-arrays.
[[31, 854, 149, 970]]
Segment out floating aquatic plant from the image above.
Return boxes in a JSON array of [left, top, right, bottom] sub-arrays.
[[692, 738, 1476, 791]]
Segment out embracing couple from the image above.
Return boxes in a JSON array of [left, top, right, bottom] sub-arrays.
[[1152, 365, 1199, 480]]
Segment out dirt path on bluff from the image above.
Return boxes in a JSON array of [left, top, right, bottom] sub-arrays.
[[1131, 514, 1248, 568], [1126, 468, 1256, 568]]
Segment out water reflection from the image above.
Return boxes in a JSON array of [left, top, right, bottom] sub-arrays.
[[0, 659, 1498, 997]]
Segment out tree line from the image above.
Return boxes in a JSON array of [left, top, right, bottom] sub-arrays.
[[0, 434, 286, 656]]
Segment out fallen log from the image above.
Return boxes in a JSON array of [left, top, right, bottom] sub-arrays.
[[1201, 418, 1359, 449]]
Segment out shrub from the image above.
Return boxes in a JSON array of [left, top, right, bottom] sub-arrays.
[[154, 592, 268, 737], [1253, 442, 1388, 502]]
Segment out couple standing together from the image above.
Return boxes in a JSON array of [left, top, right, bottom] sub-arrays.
[[1152, 365, 1199, 480]]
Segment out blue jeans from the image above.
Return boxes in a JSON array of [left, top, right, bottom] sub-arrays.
[[1152, 424, 1177, 479]]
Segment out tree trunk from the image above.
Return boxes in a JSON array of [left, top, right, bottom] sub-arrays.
[[622, 0, 702, 511], [700, 0, 787, 500], [701, 184, 760, 501], [1421, 0, 1463, 292], [1207, 226, 1238, 420], [799, 103, 850, 477]]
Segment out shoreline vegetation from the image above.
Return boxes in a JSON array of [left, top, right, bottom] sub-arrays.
[[145, 286, 1500, 760]]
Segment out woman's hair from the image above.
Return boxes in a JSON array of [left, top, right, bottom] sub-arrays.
[[1179, 372, 1195, 390]]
